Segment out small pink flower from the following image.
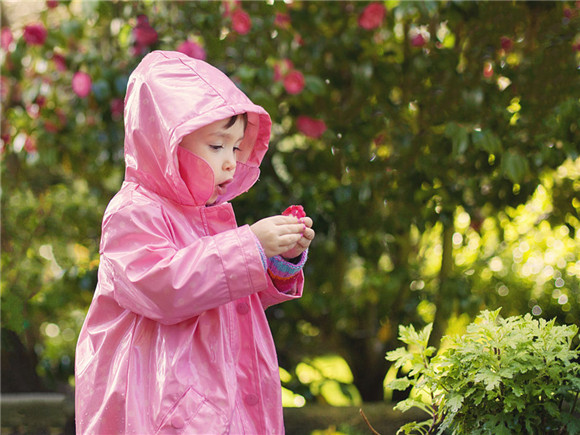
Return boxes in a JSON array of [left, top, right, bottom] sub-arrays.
[[483, 62, 494, 78], [282, 205, 306, 219], [72, 71, 92, 98], [358, 3, 386, 30], [132, 14, 157, 54], [23, 23, 48, 46], [44, 120, 59, 133], [24, 136, 37, 153], [232, 9, 252, 35], [1, 27, 13, 51], [283, 70, 305, 95], [500, 36, 513, 52], [110, 98, 124, 120], [297, 116, 327, 139], [274, 12, 291, 29], [177, 40, 207, 60], [411, 33, 426, 47], [46, 0, 59, 8], [52, 53, 66, 71]]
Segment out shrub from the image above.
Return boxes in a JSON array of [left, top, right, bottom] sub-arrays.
[[387, 309, 580, 434]]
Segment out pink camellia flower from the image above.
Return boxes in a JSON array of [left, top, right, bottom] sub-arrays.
[[232, 9, 252, 35], [411, 33, 427, 47], [500, 36, 513, 52], [483, 61, 494, 78], [275, 12, 291, 29], [358, 3, 386, 30], [133, 15, 158, 46], [1, 27, 13, 51], [110, 98, 124, 120], [72, 71, 92, 98], [297, 116, 327, 139], [283, 70, 305, 95], [52, 52, 66, 71], [24, 135, 37, 153], [177, 40, 206, 60], [23, 23, 48, 46], [282, 205, 306, 219]]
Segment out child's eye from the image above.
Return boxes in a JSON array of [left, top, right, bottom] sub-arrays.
[[209, 145, 223, 150], [234, 146, 241, 152]]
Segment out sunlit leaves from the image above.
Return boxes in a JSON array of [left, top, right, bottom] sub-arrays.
[[388, 310, 580, 434]]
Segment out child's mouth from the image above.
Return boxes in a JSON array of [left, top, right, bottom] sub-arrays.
[[216, 179, 233, 196]]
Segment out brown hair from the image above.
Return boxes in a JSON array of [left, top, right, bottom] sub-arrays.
[[225, 113, 248, 130]]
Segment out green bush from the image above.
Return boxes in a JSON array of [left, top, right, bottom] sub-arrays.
[[387, 309, 580, 434]]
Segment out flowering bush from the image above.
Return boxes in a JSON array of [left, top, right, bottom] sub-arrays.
[[1, 1, 579, 402]]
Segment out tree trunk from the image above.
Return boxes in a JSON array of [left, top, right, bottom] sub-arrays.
[[430, 217, 455, 347], [1, 328, 46, 393]]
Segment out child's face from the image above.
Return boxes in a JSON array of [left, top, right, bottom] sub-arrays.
[[179, 116, 245, 205]]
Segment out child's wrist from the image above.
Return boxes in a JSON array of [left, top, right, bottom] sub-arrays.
[[268, 249, 308, 280]]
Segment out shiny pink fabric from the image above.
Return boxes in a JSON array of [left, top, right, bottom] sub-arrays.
[[75, 51, 303, 434]]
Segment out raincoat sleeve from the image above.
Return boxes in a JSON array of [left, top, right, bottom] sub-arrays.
[[100, 200, 272, 325]]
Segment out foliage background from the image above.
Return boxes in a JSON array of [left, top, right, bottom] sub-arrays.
[[1, 0, 579, 406]]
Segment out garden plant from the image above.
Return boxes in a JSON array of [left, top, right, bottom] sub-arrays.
[[387, 309, 580, 434], [1, 0, 579, 407]]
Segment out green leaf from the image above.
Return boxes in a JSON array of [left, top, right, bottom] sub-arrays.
[[501, 150, 529, 184], [472, 129, 502, 154], [388, 378, 412, 391]]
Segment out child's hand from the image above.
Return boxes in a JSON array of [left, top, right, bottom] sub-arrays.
[[250, 215, 314, 258], [280, 216, 314, 260]]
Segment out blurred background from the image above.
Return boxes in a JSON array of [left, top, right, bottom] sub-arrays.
[[1, 0, 579, 433]]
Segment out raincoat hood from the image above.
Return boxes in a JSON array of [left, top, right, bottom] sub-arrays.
[[124, 50, 272, 206]]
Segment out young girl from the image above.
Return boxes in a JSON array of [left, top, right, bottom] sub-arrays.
[[75, 51, 314, 434]]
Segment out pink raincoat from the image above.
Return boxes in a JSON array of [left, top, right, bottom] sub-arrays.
[[75, 51, 303, 434]]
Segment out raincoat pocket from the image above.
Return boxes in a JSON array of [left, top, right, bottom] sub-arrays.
[[156, 386, 228, 434]]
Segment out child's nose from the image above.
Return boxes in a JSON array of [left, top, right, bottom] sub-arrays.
[[223, 153, 236, 172]]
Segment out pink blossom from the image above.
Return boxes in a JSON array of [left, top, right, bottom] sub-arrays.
[[483, 62, 494, 78], [411, 33, 426, 47], [72, 71, 92, 98], [110, 98, 124, 120], [274, 12, 291, 29], [1, 27, 13, 51], [23, 23, 48, 46], [232, 9, 252, 35], [24, 136, 37, 153], [500, 36, 513, 52], [177, 40, 207, 60], [297, 116, 327, 139], [282, 205, 306, 219], [46, 0, 59, 8], [52, 53, 66, 71], [132, 14, 157, 55], [358, 3, 386, 30], [283, 70, 305, 95]]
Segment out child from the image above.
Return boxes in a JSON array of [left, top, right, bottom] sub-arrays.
[[75, 51, 314, 434]]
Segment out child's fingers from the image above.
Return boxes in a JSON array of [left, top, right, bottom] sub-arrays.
[[279, 233, 302, 246], [278, 223, 306, 235], [300, 217, 313, 228]]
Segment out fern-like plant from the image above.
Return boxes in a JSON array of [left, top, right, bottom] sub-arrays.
[[386, 309, 580, 434]]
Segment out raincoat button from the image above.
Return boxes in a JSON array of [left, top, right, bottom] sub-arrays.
[[236, 302, 250, 315], [171, 415, 185, 429], [244, 393, 259, 406]]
